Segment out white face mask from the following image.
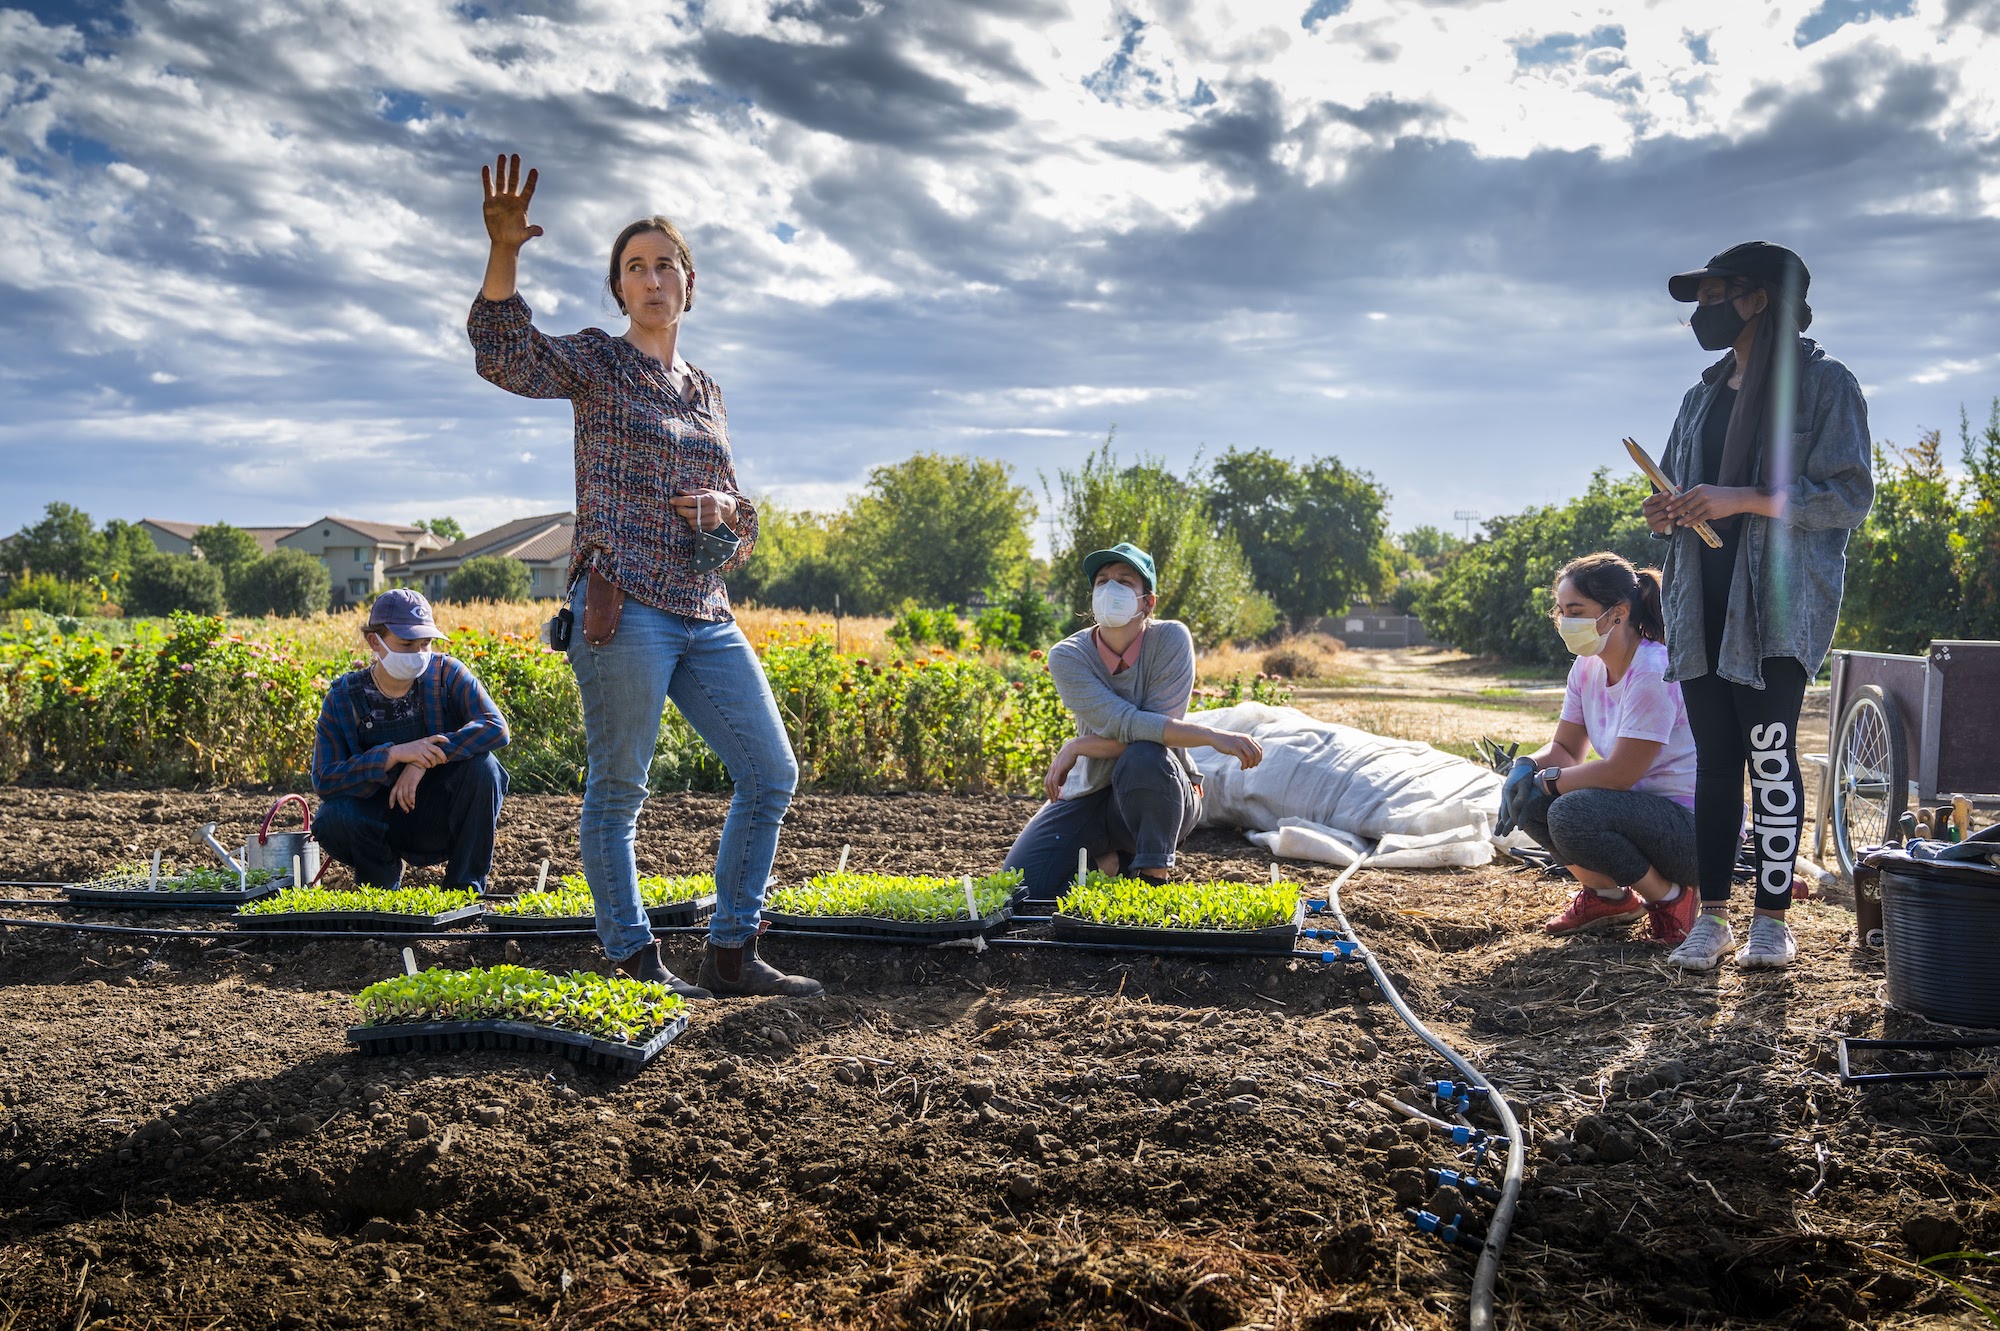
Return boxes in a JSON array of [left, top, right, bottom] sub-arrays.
[[1092, 580, 1143, 629], [1556, 612, 1614, 657], [371, 636, 434, 681]]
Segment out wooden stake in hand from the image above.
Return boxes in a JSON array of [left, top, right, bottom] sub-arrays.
[[1624, 437, 1723, 549]]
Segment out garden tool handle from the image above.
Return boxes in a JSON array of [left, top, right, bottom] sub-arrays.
[[259, 793, 314, 842], [1624, 437, 1723, 549]]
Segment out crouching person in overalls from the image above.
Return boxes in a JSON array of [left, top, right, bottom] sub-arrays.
[[311, 589, 511, 892], [1002, 543, 1263, 896]]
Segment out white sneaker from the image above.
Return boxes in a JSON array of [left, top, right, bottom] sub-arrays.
[[1668, 913, 1736, 970], [1736, 915, 1798, 970]]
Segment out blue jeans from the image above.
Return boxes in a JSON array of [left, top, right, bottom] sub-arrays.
[[1002, 741, 1199, 899], [315, 752, 508, 892], [567, 589, 798, 958]]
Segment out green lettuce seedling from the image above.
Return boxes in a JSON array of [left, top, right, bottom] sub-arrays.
[[766, 869, 1022, 922], [241, 885, 480, 916], [1056, 873, 1299, 931], [355, 964, 686, 1044], [490, 874, 714, 918]]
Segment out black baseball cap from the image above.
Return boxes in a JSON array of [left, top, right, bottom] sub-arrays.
[[1668, 241, 1810, 303]]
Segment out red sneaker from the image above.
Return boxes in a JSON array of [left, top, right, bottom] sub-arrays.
[[1643, 887, 1699, 946], [1541, 888, 1645, 935]]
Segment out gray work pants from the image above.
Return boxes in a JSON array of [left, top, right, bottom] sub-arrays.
[[1002, 741, 1199, 898]]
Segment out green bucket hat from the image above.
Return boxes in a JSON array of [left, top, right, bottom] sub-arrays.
[[1081, 542, 1156, 592]]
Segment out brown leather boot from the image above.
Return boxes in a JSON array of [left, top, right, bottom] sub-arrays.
[[698, 937, 824, 998], [614, 941, 711, 1000]]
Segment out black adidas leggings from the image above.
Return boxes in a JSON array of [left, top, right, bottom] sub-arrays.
[[1679, 658, 1808, 912]]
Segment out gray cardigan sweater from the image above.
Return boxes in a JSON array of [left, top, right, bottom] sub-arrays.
[[1654, 337, 1874, 688], [1045, 619, 1198, 797]]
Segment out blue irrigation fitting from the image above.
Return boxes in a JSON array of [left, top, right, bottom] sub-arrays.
[[1427, 1079, 1492, 1114], [1304, 899, 1330, 913], [1405, 1208, 1484, 1250], [1296, 930, 1360, 956], [1427, 1167, 1502, 1204]]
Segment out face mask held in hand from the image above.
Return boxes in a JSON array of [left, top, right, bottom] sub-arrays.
[[1092, 580, 1142, 629], [371, 637, 434, 681], [1557, 612, 1613, 658]]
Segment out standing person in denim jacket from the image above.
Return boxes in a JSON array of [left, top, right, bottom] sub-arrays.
[[1644, 242, 1873, 973], [465, 153, 819, 1000]]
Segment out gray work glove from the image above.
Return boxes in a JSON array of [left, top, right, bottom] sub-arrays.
[[1495, 756, 1537, 838]]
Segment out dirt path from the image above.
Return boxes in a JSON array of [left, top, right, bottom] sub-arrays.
[[0, 786, 1988, 1329]]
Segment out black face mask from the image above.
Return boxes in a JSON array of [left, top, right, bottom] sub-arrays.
[[1691, 298, 1751, 351]]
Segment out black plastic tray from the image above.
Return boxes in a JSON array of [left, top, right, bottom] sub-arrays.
[[761, 903, 1016, 941], [482, 894, 718, 933], [347, 1013, 688, 1070], [65, 875, 288, 908], [236, 904, 486, 933], [1049, 900, 1305, 953]]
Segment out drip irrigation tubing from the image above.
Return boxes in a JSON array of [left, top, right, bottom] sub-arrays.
[[1322, 855, 1523, 1331]]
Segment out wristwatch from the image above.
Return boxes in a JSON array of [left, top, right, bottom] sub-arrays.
[[1536, 767, 1562, 798]]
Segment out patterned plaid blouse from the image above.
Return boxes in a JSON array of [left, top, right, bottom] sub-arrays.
[[467, 293, 759, 620]]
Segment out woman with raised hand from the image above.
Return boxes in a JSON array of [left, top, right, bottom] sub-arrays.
[[465, 153, 820, 1000], [1495, 554, 1700, 945], [1645, 241, 1873, 972]]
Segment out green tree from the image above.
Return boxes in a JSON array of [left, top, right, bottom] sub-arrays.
[[415, 517, 467, 544], [1209, 447, 1393, 629], [841, 454, 1035, 612], [124, 552, 227, 617], [446, 555, 532, 603], [232, 550, 332, 618], [98, 519, 157, 583], [1047, 438, 1276, 643], [1416, 470, 1655, 667], [5, 502, 102, 583], [728, 503, 862, 612], [193, 523, 264, 609], [1956, 400, 2000, 641], [1840, 431, 1963, 654], [1395, 525, 1464, 568]]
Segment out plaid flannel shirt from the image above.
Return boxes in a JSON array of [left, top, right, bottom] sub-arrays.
[[311, 655, 510, 800], [467, 292, 759, 620]]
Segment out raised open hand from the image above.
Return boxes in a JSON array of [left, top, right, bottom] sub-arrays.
[[481, 153, 544, 250]]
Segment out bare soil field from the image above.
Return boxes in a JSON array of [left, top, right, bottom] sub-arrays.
[[0, 783, 1991, 1330]]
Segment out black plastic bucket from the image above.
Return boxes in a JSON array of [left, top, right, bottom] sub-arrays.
[[1879, 851, 2000, 1028]]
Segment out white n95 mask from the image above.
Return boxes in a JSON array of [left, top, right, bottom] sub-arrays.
[[1093, 581, 1142, 628]]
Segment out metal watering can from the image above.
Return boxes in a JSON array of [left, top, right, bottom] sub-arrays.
[[196, 795, 322, 885]]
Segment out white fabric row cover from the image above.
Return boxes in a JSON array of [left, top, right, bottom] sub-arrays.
[[1188, 702, 1524, 868]]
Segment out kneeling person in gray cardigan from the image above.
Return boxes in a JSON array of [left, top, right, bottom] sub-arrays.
[[1003, 543, 1263, 899]]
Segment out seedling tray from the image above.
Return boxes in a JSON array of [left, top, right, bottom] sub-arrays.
[[484, 894, 718, 933], [761, 901, 1017, 942], [1050, 900, 1306, 953], [237, 904, 486, 933], [347, 1013, 688, 1070], [65, 873, 289, 909]]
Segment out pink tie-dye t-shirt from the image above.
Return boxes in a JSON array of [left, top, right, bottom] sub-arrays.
[[1558, 637, 1697, 808]]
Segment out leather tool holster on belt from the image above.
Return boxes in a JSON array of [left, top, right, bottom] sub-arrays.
[[581, 566, 626, 647]]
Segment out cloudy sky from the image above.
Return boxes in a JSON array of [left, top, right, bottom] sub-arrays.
[[3, 0, 1997, 551]]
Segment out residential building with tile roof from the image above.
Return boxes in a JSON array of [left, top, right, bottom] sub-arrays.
[[386, 512, 574, 601]]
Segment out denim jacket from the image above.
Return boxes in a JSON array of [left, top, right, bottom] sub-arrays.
[[1653, 337, 1873, 688]]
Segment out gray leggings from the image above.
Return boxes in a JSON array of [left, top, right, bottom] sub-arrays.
[[1519, 787, 1699, 889]]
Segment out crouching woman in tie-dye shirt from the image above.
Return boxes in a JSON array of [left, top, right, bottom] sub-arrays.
[[465, 152, 820, 1001]]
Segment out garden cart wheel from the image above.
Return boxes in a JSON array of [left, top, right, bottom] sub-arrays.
[[1832, 684, 1908, 880]]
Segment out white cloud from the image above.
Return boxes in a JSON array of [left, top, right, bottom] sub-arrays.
[[1, 0, 1996, 542]]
